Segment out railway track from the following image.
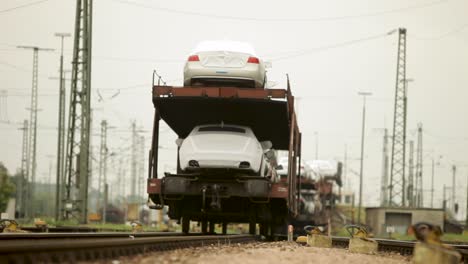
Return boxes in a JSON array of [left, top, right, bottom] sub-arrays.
[[330, 237, 468, 263], [0, 232, 255, 263], [3, 231, 467, 263]]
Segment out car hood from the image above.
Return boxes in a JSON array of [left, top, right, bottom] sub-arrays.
[[183, 133, 256, 154]]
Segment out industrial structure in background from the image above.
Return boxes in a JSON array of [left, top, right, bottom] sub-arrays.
[[16, 120, 29, 218], [379, 128, 389, 207], [407, 140, 415, 207], [98, 120, 108, 223], [16, 45, 54, 219], [389, 28, 408, 207], [60, 0, 93, 223], [415, 123, 424, 207], [54, 32, 71, 222]]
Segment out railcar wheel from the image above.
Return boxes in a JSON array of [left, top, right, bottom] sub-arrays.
[[222, 222, 228, 235], [201, 220, 208, 234], [260, 223, 270, 238], [249, 221, 256, 235], [209, 222, 215, 234], [182, 217, 190, 234]]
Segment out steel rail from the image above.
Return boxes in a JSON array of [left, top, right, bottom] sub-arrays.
[[331, 236, 468, 262], [0, 231, 184, 240], [0, 234, 255, 263]]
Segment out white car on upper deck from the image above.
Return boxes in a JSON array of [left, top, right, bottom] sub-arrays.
[[183, 40, 268, 88], [177, 124, 273, 176]]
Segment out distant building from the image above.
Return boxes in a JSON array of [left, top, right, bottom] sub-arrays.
[[366, 207, 444, 236]]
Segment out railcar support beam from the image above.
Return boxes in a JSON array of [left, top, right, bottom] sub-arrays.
[[151, 110, 160, 179]]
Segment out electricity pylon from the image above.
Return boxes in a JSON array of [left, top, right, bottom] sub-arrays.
[[62, 0, 93, 223], [99, 120, 108, 223], [408, 140, 415, 207], [380, 128, 390, 206], [138, 135, 145, 202], [54, 32, 71, 221], [17, 120, 29, 218], [415, 123, 423, 207], [389, 28, 408, 207], [17, 45, 54, 218], [131, 121, 137, 200]]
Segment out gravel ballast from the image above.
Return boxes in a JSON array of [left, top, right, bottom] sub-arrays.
[[113, 241, 410, 264]]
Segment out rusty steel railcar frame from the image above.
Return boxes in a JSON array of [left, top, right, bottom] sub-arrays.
[[147, 84, 301, 236]]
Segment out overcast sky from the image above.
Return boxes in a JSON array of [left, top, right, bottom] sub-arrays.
[[1, 0, 467, 216]]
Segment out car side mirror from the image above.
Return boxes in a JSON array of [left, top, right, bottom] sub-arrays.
[[276, 165, 283, 170], [260, 140, 272, 150], [175, 138, 184, 147], [264, 61, 272, 68]]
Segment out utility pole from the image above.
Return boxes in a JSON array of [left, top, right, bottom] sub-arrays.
[[344, 144, 348, 190], [407, 140, 414, 207], [63, 0, 93, 223], [17, 45, 54, 218], [54, 32, 71, 221], [431, 158, 435, 208], [138, 135, 145, 202], [443, 184, 447, 211], [452, 165, 457, 213], [380, 129, 389, 207], [99, 120, 108, 223], [131, 121, 138, 200], [357, 92, 371, 224], [389, 28, 410, 207], [415, 123, 423, 207], [17, 120, 29, 218]]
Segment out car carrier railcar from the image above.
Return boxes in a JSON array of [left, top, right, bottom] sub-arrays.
[[147, 81, 301, 237]]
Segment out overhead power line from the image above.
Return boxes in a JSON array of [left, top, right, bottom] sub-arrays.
[[0, 0, 51, 14], [411, 23, 468, 40], [270, 30, 397, 61], [114, 0, 448, 22]]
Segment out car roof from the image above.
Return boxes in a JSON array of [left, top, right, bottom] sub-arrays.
[[196, 123, 249, 128], [192, 40, 257, 55], [194, 124, 251, 131]]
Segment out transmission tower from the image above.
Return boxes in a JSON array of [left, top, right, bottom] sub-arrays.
[[452, 165, 456, 212], [380, 128, 390, 206], [17, 45, 54, 218], [99, 120, 108, 222], [389, 28, 408, 207], [131, 121, 137, 200], [407, 140, 415, 207], [415, 124, 424, 207], [62, 0, 93, 223], [138, 135, 145, 202], [17, 120, 29, 218], [54, 33, 71, 221]]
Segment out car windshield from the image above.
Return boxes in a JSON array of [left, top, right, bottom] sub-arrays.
[[198, 126, 246, 133]]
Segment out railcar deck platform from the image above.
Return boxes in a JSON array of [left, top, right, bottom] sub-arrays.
[[152, 86, 294, 150]]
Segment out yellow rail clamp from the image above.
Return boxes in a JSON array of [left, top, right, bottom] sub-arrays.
[[413, 242, 461, 264], [0, 219, 28, 233], [296, 235, 307, 243], [131, 221, 143, 233], [409, 222, 461, 264], [345, 225, 378, 254], [304, 225, 332, 248], [34, 218, 48, 232]]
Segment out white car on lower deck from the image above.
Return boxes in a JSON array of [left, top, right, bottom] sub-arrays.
[[183, 40, 268, 88], [177, 124, 272, 175]]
